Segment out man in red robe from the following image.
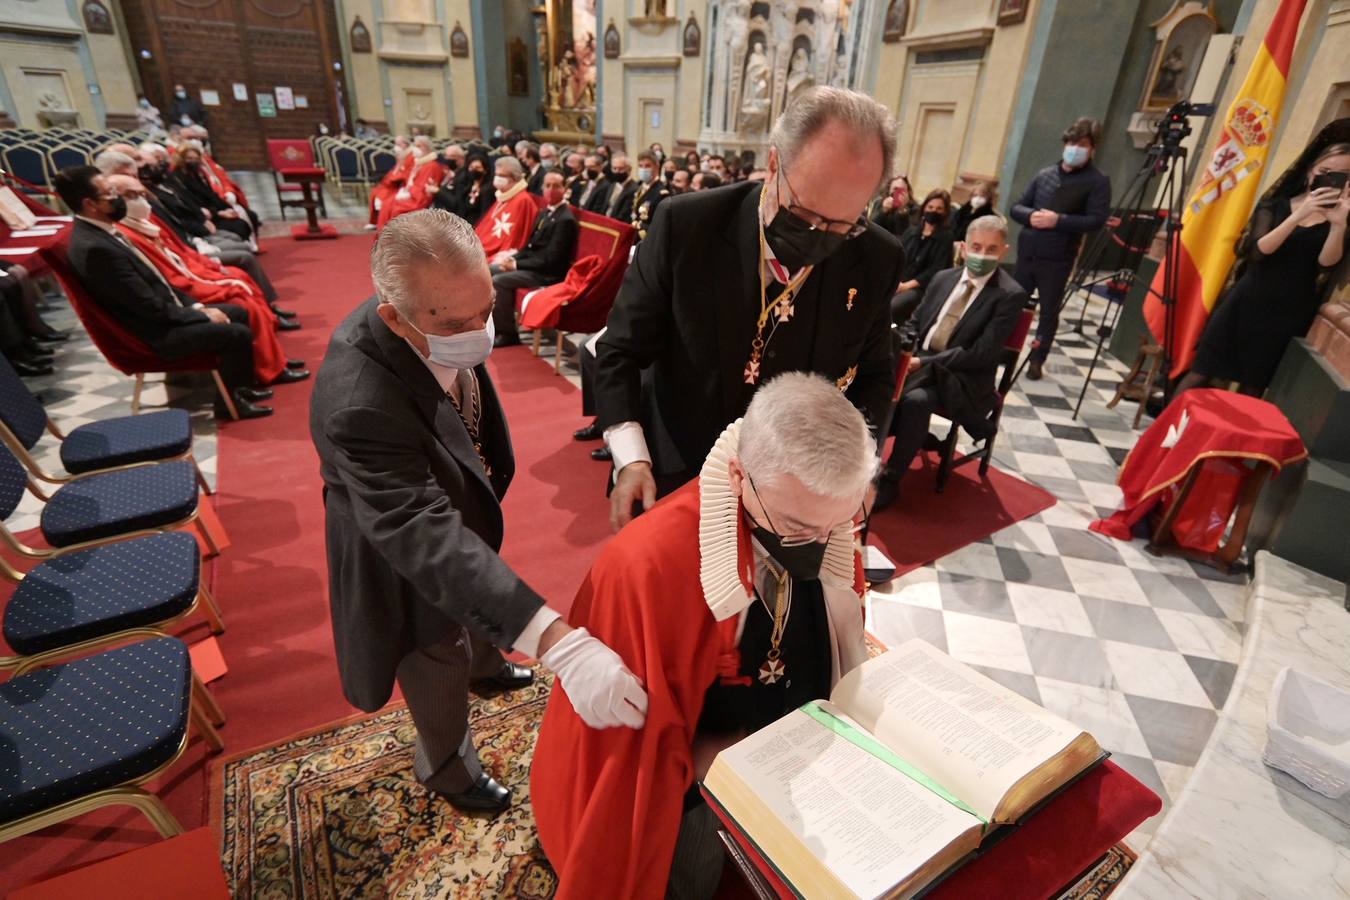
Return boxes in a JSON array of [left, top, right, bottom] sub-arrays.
[[106, 173, 306, 387], [183, 125, 255, 227], [475, 156, 540, 259], [376, 136, 445, 229], [532, 372, 873, 899], [366, 134, 413, 228]]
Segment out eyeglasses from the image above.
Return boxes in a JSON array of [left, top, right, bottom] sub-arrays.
[[777, 164, 868, 239], [745, 472, 867, 547]]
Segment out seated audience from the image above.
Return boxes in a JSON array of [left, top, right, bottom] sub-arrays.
[[707, 154, 729, 180], [629, 150, 671, 243], [182, 125, 259, 231], [476, 156, 538, 258], [436, 149, 494, 226], [532, 372, 873, 898], [106, 173, 308, 388], [689, 171, 720, 192], [520, 142, 545, 195], [489, 170, 578, 348], [167, 141, 255, 248], [366, 135, 414, 229], [56, 165, 272, 419], [875, 215, 1027, 509], [0, 265, 61, 376], [670, 169, 690, 193], [604, 154, 639, 222], [892, 188, 956, 323], [563, 151, 585, 182], [952, 181, 996, 240], [376, 135, 444, 229], [567, 154, 600, 209], [869, 173, 917, 238], [683, 149, 700, 174]]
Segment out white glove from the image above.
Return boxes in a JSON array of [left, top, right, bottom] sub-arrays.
[[541, 627, 648, 730], [193, 238, 221, 258]]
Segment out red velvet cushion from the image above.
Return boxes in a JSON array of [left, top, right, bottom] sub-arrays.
[[278, 167, 326, 180]]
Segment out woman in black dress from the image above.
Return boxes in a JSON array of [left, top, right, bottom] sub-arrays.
[[1181, 143, 1349, 395], [891, 189, 956, 324]]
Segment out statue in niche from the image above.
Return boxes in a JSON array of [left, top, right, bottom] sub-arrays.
[[1153, 45, 1187, 99], [683, 13, 701, 57], [785, 45, 814, 110], [549, 49, 578, 108], [644, 0, 668, 18], [350, 16, 372, 53], [83, 0, 113, 35], [450, 22, 469, 58], [604, 20, 620, 59], [739, 40, 771, 132], [883, 0, 907, 42]]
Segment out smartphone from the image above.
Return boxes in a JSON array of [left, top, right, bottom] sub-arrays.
[[1311, 171, 1349, 192]]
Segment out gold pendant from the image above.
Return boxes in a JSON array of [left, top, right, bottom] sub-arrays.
[[776, 297, 795, 323], [846, 287, 857, 311], [743, 358, 761, 384], [758, 656, 785, 685]]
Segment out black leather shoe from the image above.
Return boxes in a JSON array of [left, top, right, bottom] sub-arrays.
[[1026, 358, 1044, 381], [286, 358, 306, 370], [591, 447, 612, 462], [218, 396, 273, 420], [474, 662, 534, 692], [573, 420, 602, 441], [873, 470, 901, 512], [276, 317, 302, 332], [271, 305, 298, 318], [271, 367, 311, 384], [15, 349, 53, 366], [493, 333, 522, 348], [436, 772, 511, 814], [33, 328, 68, 343], [10, 358, 52, 377], [240, 387, 273, 402]]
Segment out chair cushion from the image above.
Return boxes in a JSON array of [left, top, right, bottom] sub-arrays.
[[3, 532, 201, 655], [40, 461, 200, 548], [0, 637, 192, 823], [59, 410, 193, 475]]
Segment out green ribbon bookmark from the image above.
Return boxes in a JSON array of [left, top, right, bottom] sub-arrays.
[[800, 701, 988, 824]]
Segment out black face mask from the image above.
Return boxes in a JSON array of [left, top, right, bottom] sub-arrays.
[[751, 526, 827, 582], [470, 169, 485, 180], [138, 163, 164, 186], [923, 210, 945, 225], [586, 169, 600, 181], [445, 159, 459, 171], [764, 204, 848, 270], [610, 171, 628, 183], [104, 196, 128, 222]]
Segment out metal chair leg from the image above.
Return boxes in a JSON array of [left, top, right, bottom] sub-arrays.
[[555, 331, 564, 374], [210, 371, 239, 421], [131, 373, 144, 414], [120, 789, 185, 838], [191, 702, 225, 753], [191, 455, 213, 496], [193, 672, 226, 726], [197, 584, 225, 635]]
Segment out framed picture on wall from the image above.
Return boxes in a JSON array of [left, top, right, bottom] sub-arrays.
[[507, 37, 529, 97], [350, 16, 372, 53], [604, 20, 621, 59], [451, 22, 469, 58], [883, 0, 908, 42], [683, 14, 700, 57], [997, 0, 1029, 26], [82, 0, 114, 35]]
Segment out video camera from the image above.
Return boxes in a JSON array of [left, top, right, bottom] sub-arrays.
[[1154, 100, 1217, 151]]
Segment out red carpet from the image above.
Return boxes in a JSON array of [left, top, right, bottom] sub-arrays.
[[867, 451, 1057, 577], [0, 235, 611, 891]]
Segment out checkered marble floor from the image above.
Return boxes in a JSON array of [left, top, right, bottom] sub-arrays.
[[865, 292, 1249, 844]]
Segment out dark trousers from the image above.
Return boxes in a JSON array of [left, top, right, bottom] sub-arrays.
[[490, 267, 549, 340], [579, 337, 597, 417], [1013, 256, 1073, 361], [213, 215, 252, 242], [216, 250, 278, 302], [891, 288, 924, 326], [149, 302, 255, 391], [885, 384, 939, 478]]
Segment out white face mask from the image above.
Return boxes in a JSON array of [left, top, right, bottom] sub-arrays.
[[969, 195, 987, 210], [493, 175, 512, 193], [407, 314, 495, 369], [125, 196, 152, 221]]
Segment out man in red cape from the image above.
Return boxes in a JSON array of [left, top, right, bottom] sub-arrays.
[[475, 156, 539, 259], [367, 135, 413, 228], [376, 135, 445, 229], [106, 173, 304, 386], [183, 125, 256, 226], [532, 372, 872, 899]]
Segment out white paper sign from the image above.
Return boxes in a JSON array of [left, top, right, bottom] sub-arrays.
[[200, 89, 220, 107], [232, 82, 248, 101], [275, 86, 295, 110], [294, 95, 309, 109]]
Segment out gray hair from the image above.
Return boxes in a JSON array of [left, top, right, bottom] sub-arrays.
[[494, 155, 523, 178], [413, 135, 433, 151], [738, 372, 877, 498], [138, 141, 167, 159], [540, 142, 558, 156], [370, 209, 486, 318], [94, 150, 137, 176], [769, 86, 897, 191], [966, 214, 1009, 240]]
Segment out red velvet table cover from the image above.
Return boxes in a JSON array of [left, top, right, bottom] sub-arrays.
[[278, 166, 327, 181], [1091, 388, 1306, 541]]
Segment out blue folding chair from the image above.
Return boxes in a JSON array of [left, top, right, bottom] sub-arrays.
[[0, 355, 209, 493], [0, 636, 224, 844], [1, 144, 48, 189]]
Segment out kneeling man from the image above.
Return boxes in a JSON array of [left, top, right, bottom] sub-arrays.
[[532, 372, 873, 899]]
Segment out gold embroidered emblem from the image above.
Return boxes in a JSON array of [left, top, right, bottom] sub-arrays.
[[836, 365, 857, 392], [846, 287, 857, 311]]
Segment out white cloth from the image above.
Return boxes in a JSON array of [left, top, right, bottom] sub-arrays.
[[922, 268, 996, 351]]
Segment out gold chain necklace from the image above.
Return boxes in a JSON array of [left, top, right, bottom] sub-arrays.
[[744, 189, 814, 386], [756, 568, 792, 685]]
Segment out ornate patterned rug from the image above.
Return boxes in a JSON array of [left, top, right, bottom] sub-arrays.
[[1061, 842, 1136, 899], [212, 667, 559, 899]]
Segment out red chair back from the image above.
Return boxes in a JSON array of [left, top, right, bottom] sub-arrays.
[[43, 238, 219, 377], [266, 139, 316, 173], [556, 208, 636, 334], [1005, 304, 1036, 353]]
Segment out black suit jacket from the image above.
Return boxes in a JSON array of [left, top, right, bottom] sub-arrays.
[[309, 298, 544, 711], [907, 266, 1028, 433], [526, 164, 546, 195], [67, 219, 208, 346], [596, 180, 905, 475], [606, 179, 640, 222], [151, 183, 211, 238], [515, 204, 578, 281]]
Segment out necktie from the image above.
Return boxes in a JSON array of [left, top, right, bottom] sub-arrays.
[[113, 230, 178, 298], [929, 279, 977, 352]]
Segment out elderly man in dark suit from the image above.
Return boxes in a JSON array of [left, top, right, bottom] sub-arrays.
[[310, 209, 645, 815], [54, 165, 278, 419], [875, 214, 1028, 509], [596, 86, 905, 530], [489, 169, 578, 348]]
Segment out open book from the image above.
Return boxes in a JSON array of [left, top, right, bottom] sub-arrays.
[[702, 639, 1102, 900], [0, 186, 37, 231]]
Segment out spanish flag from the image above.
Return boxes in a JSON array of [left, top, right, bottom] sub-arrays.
[[1145, 0, 1308, 376]]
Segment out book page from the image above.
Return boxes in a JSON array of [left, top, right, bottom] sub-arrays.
[[831, 640, 1084, 821], [714, 705, 980, 899], [0, 187, 37, 230]]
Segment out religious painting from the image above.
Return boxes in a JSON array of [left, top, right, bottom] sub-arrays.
[[507, 37, 530, 97], [683, 13, 701, 57], [997, 0, 1028, 26], [350, 16, 371, 53], [604, 20, 620, 59], [883, 0, 907, 42], [571, 0, 598, 107], [644, 0, 668, 18], [1141, 2, 1219, 111], [82, 0, 114, 34], [450, 22, 469, 58]]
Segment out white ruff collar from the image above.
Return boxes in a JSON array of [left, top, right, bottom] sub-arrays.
[[698, 419, 859, 622], [495, 179, 527, 203]]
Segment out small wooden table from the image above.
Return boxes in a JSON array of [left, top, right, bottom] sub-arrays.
[[278, 167, 337, 240]]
